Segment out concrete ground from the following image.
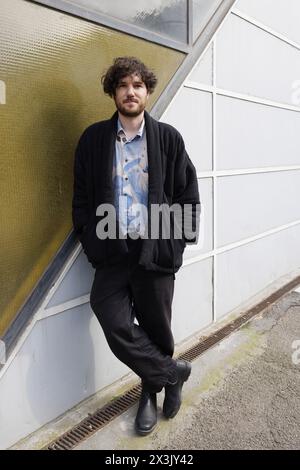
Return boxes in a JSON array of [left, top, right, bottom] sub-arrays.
[[74, 289, 300, 450]]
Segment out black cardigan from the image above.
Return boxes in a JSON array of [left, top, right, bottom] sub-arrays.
[[72, 110, 200, 276]]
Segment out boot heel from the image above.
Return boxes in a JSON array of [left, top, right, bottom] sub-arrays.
[[183, 362, 192, 382], [163, 360, 192, 419]]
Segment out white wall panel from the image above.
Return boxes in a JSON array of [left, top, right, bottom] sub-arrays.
[[161, 87, 212, 172], [216, 223, 300, 319], [184, 177, 212, 256], [189, 42, 213, 85], [173, 257, 213, 342], [217, 171, 300, 247], [216, 13, 300, 106], [216, 94, 300, 170], [46, 251, 94, 308], [235, 0, 300, 46]]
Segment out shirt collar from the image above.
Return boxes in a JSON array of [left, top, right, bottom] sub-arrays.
[[117, 117, 145, 141]]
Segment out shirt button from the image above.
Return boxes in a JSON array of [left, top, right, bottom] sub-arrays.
[[122, 137, 126, 143], [125, 159, 128, 162]]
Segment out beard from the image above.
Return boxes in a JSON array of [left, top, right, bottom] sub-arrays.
[[115, 99, 147, 117]]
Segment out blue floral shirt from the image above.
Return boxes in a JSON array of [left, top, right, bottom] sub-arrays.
[[113, 118, 148, 237]]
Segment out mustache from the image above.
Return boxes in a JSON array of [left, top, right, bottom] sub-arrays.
[[124, 99, 138, 103]]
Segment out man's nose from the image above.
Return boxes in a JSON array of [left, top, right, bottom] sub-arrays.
[[126, 86, 135, 96]]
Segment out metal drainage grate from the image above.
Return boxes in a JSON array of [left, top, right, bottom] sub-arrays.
[[46, 384, 142, 450], [45, 275, 300, 450]]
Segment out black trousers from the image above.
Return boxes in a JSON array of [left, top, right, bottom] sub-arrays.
[[90, 238, 178, 393]]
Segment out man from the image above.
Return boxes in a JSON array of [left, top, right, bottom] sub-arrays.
[[72, 57, 200, 436]]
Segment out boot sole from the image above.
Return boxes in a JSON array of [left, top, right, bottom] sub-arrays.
[[135, 422, 157, 436]]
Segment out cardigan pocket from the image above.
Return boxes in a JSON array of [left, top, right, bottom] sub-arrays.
[[152, 193, 186, 272], [153, 236, 186, 272], [80, 214, 107, 267]]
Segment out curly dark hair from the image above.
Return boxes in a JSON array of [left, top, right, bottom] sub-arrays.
[[101, 56, 157, 97]]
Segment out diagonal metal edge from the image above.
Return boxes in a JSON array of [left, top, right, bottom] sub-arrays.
[[43, 275, 300, 450]]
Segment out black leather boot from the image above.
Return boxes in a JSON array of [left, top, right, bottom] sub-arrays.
[[163, 359, 192, 419], [135, 386, 157, 436]]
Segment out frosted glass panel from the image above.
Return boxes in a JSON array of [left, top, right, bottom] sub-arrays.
[[192, 0, 223, 42], [65, 0, 188, 42]]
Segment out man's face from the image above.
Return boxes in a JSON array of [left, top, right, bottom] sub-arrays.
[[114, 73, 149, 117]]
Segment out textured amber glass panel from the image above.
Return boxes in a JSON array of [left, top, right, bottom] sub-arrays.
[[0, 0, 184, 336]]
